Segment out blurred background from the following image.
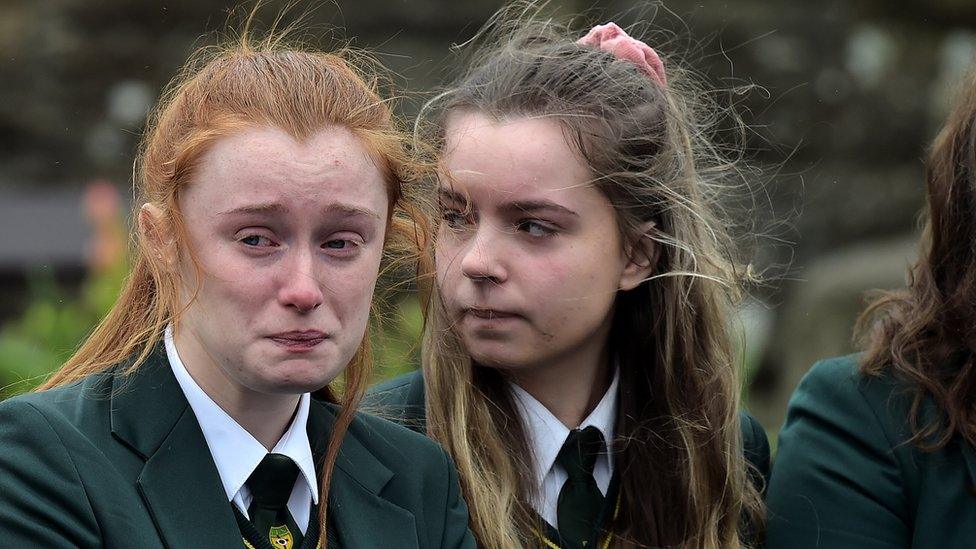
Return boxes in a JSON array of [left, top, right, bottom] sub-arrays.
[[1, 0, 974, 441]]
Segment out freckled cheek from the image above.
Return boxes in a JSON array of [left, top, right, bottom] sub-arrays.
[[188, 259, 266, 308], [191, 240, 252, 277], [200, 282, 271, 328], [517, 259, 572, 326], [525, 255, 576, 294], [327, 258, 383, 320], [331, 293, 373, 330], [529, 256, 610, 319]]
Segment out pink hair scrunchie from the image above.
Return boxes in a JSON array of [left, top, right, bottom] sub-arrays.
[[576, 22, 667, 88]]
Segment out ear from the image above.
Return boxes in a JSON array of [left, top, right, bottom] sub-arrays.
[[618, 220, 659, 292], [138, 203, 177, 267]]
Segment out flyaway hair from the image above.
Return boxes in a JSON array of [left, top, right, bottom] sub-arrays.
[[419, 4, 764, 548]]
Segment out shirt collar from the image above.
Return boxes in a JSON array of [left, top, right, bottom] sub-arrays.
[[510, 366, 619, 489], [164, 325, 319, 506]]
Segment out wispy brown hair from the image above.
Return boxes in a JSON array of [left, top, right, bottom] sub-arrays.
[[419, 4, 764, 547], [858, 65, 976, 451]]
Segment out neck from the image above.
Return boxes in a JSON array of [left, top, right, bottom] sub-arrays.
[[511, 340, 613, 429], [214, 389, 300, 451], [173, 331, 300, 450]]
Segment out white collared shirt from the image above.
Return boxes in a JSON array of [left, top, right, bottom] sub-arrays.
[[164, 326, 319, 533], [510, 368, 619, 529]]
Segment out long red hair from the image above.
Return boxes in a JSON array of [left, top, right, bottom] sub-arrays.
[[39, 30, 430, 547]]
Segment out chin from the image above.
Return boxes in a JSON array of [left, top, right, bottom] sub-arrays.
[[468, 347, 531, 372], [258, 359, 346, 395], [258, 376, 335, 395]]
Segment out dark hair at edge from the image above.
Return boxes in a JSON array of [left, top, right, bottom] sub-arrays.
[[419, 4, 765, 548], [857, 64, 976, 452]]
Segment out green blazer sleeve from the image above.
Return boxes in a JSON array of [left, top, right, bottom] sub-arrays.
[[0, 398, 101, 547], [766, 355, 915, 548]]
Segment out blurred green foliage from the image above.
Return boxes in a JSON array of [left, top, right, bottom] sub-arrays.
[[371, 296, 424, 382], [0, 259, 129, 399]]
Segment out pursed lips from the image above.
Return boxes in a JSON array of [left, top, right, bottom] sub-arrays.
[[267, 330, 328, 347]]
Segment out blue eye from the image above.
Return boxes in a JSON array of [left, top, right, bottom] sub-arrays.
[[517, 220, 556, 238], [325, 240, 347, 249], [239, 234, 275, 247]]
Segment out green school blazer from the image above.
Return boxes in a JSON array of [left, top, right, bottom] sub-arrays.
[[365, 370, 772, 496], [0, 348, 475, 549], [767, 354, 976, 548]]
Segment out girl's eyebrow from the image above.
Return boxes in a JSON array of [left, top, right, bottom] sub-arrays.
[[218, 202, 287, 216], [217, 201, 381, 220], [502, 200, 579, 217], [438, 187, 578, 217]]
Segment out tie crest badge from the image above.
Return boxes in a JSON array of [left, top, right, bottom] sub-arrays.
[[269, 524, 294, 549]]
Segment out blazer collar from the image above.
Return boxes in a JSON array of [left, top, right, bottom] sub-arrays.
[[109, 345, 244, 548], [307, 399, 419, 549], [110, 345, 418, 549], [109, 345, 190, 460]]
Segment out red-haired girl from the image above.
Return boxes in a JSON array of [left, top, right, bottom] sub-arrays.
[[0, 33, 473, 549]]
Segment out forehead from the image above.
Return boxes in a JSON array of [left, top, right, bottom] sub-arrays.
[[441, 112, 594, 203], [183, 125, 388, 214]]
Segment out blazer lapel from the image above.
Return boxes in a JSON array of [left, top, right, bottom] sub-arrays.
[[110, 348, 243, 549], [307, 402, 419, 549]]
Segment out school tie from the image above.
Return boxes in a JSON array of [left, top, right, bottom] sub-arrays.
[[246, 453, 304, 549], [555, 426, 606, 549]]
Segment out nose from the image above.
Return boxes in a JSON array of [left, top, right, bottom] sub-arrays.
[[278, 248, 324, 313], [458, 225, 508, 284]]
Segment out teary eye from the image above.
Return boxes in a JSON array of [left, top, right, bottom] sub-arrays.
[[321, 234, 363, 257], [239, 234, 276, 247]]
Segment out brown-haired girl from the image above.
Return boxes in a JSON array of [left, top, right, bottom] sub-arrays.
[[767, 66, 976, 548], [0, 29, 473, 549], [370, 8, 769, 549]]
